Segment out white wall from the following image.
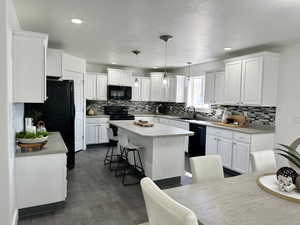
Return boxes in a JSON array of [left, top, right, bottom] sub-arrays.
[[0, 0, 21, 225], [275, 44, 300, 167]]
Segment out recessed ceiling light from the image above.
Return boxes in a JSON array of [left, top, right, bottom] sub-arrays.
[[153, 67, 158, 69], [111, 62, 116, 65], [71, 18, 83, 24], [224, 47, 232, 51]]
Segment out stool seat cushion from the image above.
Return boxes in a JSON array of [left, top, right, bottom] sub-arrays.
[[125, 143, 140, 150]]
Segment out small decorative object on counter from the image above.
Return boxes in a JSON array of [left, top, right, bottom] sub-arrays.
[[276, 167, 298, 192], [36, 121, 47, 132]]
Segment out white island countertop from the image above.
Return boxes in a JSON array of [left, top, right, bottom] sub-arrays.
[[109, 120, 194, 137]]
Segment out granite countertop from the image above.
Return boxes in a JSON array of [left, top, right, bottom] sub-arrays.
[[109, 120, 194, 137], [134, 114, 275, 135], [15, 132, 68, 158]]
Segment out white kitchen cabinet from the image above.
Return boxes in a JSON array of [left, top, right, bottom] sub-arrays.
[[224, 60, 242, 105], [214, 72, 225, 104], [218, 138, 233, 169], [86, 117, 109, 145], [96, 74, 107, 100], [204, 72, 216, 104], [107, 68, 133, 86], [15, 133, 67, 209], [63, 53, 86, 75], [141, 77, 150, 101], [206, 127, 275, 173], [224, 52, 279, 106], [232, 141, 250, 173], [241, 56, 263, 105], [132, 77, 151, 101], [85, 73, 107, 100], [85, 73, 97, 100], [204, 71, 225, 105], [150, 73, 164, 101], [47, 48, 63, 77], [169, 76, 185, 103], [86, 124, 98, 144], [206, 135, 219, 155], [13, 31, 48, 103]]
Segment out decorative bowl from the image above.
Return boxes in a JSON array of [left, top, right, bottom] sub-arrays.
[[18, 136, 48, 144]]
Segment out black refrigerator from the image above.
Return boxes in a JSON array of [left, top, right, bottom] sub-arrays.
[[25, 79, 76, 169]]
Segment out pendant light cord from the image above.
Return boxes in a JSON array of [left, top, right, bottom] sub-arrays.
[[164, 41, 167, 75]]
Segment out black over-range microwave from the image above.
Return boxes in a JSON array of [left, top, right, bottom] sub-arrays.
[[107, 85, 132, 100]]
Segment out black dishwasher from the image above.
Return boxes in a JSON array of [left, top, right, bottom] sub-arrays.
[[188, 123, 207, 157]]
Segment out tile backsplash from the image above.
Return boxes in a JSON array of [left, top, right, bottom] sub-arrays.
[[86, 100, 276, 126], [205, 105, 276, 126]]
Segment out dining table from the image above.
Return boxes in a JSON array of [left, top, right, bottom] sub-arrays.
[[164, 173, 300, 225]]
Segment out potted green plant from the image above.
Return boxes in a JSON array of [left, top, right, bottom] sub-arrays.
[[16, 131, 48, 144]]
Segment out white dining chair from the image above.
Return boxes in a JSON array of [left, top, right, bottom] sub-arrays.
[[190, 155, 224, 184], [250, 150, 277, 173], [139, 177, 198, 225]]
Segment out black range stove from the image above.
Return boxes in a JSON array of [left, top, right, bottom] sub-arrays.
[[104, 106, 135, 121]]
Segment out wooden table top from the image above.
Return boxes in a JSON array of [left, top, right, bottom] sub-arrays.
[[164, 174, 300, 225]]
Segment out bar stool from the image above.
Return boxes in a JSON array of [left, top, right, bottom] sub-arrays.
[[104, 128, 120, 171], [115, 133, 145, 186]]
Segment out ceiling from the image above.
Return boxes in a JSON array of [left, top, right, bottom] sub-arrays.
[[14, 0, 300, 68]]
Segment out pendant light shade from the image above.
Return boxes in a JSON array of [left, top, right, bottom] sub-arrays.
[[132, 50, 141, 87], [185, 62, 192, 87], [160, 35, 173, 85]]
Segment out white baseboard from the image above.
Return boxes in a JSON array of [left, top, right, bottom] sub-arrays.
[[12, 209, 18, 225]]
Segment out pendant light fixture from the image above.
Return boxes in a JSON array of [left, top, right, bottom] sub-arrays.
[[187, 62, 192, 82], [160, 35, 173, 85], [132, 50, 141, 87]]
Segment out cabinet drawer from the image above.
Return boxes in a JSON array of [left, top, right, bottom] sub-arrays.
[[233, 132, 251, 143], [86, 117, 108, 125], [207, 127, 233, 139]]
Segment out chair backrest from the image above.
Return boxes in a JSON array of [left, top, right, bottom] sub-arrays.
[[140, 177, 198, 225], [250, 150, 277, 173], [190, 155, 224, 184]]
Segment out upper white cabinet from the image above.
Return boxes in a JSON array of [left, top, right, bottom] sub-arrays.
[[63, 53, 86, 75], [224, 60, 242, 105], [224, 52, 279, 106], [150, 72, 164, 102], [85, 73, 97, 100], [85, 73, 107, 100], [13, 31, 48, 103], [150, 73, 185, 103], [47, 48, 86, 78], [47, 48, 63, 77], [107, 68, 133, 86], [204, 72, 216, 104], [169, 75, 186, 103], [204, 71, 225, 105], [132, 76, 150, 101]]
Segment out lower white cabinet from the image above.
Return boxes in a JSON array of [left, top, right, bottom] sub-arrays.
[[86, 117, 109, 145], [231, 141, 250, 173], [218, 138, 233, 169], [206, 127, 274, 173], [15, 133, 67, 209]]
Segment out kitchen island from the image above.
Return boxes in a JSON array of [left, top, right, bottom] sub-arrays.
[[109, 120, 194, 181]]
